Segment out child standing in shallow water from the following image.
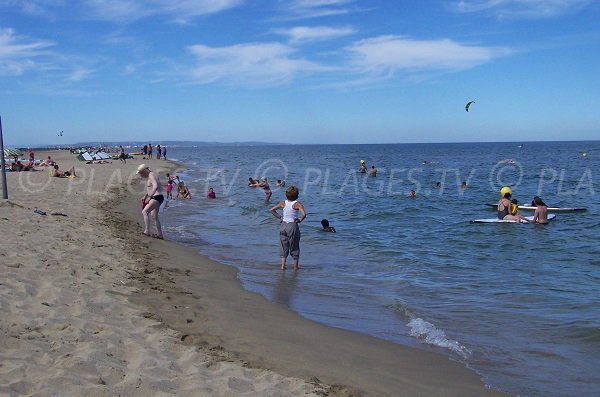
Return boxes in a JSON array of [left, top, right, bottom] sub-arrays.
[[270, 186, 306, 271], [166, 180, 173, 200]]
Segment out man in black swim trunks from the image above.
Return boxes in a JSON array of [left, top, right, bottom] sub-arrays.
[[136, 164, 164, 239]]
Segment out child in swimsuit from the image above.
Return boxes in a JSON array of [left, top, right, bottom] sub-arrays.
[[166, 180, 173, 200]]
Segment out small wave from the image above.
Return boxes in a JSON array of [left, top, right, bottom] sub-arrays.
[[407, 318, 471, 358], [393, 303, 471, 358]]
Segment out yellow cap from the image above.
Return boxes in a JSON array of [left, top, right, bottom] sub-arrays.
[[500, 186, 512, 197]]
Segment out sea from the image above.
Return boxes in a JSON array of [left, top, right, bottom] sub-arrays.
[[159, 141, 600, 397]]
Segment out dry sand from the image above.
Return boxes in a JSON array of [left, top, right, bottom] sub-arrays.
[[0, 150, 510, 396]]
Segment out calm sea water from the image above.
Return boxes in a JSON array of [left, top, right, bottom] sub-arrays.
[[160, 142, 600, 397]]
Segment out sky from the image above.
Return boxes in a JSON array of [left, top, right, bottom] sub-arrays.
[[1, 0, 599, 146]]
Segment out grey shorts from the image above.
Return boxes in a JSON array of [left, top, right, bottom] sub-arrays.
[[279, 221, 300, 258]]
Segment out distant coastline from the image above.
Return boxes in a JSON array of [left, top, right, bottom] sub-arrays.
[[7, 139, 600, 151]]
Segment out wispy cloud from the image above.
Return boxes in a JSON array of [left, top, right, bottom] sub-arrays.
[[451, 0, 591, 19], [0, 0, 66, 17], [180, 35, 512, 89], [274, 25, 356, 44], [345, 35, 511, 81], [0, 27, 54, 75], [184, 41, 331, 86], [283, 0, 360, 19], [66, 65, 94, 82], [83, 0, 244, 23]]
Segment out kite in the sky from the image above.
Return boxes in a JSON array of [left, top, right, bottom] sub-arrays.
[[465, 101, 475, 112], [58, 130, 63, 136]]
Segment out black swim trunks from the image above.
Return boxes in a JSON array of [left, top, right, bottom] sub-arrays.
[[150, 194, 165, 205]]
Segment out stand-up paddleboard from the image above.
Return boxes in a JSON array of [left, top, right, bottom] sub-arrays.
[[485, 204, 586, 212], [471, 214, 556, 224]]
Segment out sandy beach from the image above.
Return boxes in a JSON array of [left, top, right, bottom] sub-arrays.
[[0, 150, 509, 397]]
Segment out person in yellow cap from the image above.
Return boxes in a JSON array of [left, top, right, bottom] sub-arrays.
[[497, 188, 528, 223], [359, 160, 367, 173]]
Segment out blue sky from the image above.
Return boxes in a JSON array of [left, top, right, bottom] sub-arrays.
[[1, 0, 599, 146]]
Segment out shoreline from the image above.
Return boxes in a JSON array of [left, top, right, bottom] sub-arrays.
[[1, 150, 509, 396], [111, 158, 509, 396]]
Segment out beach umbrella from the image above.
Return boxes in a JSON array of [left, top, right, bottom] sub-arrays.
[[3, 148, 23, 158]]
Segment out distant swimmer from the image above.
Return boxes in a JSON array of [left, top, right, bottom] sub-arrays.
[[207, 187, 216, 199], [436, 181, 442, 188], [248, 177, 258, 186], [409, 190, 416, 199], [359, 160, 367, 173], [321, 219, 336, 233], [276, 179, 286, 187], [369, 165, 377, 177], [532, 197, 549, 224], [460, 181, 468, 189]]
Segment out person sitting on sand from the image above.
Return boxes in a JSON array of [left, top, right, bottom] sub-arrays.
[[321, 219, 336, 233], [532, 197, 549, 224], [11, 161, 23, 171], [38, 156, 54, 167], [49, 164, 76, 178]]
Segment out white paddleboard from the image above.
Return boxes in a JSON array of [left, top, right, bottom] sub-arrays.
[[471, 214, 556, 224], [485, 204, 586, 212]]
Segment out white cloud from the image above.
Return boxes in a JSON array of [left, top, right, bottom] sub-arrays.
[[83, 0, 244, 22], [284, 0, 359, 19], [345, 35, 511, 79], [67, 65, 94, 82], [451, 0, 591, 19], [274, 25, 356, 44], [0, 27, 54, 75], [185, 41, 330, 86]]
